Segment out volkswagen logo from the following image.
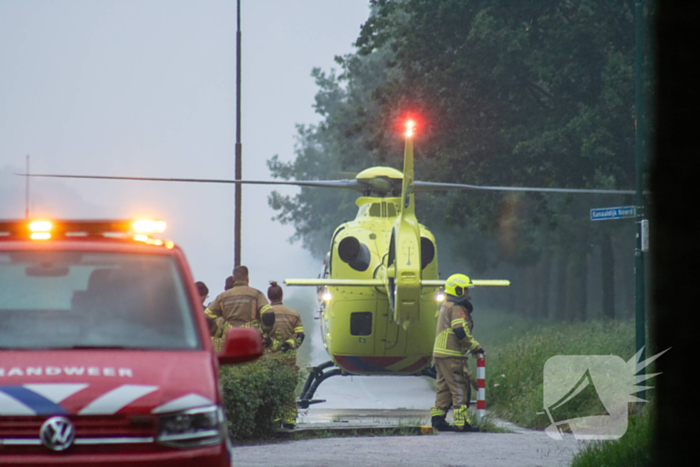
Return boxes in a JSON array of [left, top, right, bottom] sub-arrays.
[[40, 416, 75, 451]]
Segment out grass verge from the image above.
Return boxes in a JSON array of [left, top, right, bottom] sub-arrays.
[[571, 408, 653, 467], [472, 312, 636, 430], [469, 408, 512, 433]]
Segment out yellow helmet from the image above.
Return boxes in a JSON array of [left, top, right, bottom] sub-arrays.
[[444, 274, 474, 297]]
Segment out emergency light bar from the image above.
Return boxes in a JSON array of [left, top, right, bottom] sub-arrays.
[[0, 219, 172, 248], [132, 219, 167, 234], [29, 220, 52, 232]]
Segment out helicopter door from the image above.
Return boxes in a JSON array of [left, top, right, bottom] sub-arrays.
[[373, 289, 408, 357], [375, 298, 408, 356]]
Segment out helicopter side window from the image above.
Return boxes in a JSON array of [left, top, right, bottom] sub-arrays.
[[369, 203, 381, 217], [387, 203, 396, 217], [420, 237, 436, 269], [350, 312, 372, 336]]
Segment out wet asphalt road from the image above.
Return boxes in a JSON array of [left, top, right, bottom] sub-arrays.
[[232, 428, 587, 467], [231, 327, 588, 466]]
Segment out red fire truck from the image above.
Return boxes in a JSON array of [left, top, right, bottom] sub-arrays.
[[0, 219, 262, 466]]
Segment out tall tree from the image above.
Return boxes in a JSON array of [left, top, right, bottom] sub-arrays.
[[269, 0, 638, 318]]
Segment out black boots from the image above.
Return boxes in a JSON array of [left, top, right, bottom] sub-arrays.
[[453, 422, 474, 432], [431, 415, 453, 431]]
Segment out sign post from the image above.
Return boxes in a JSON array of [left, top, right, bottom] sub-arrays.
[[590, 201, 648, 402], [634, 0, 647, 403]]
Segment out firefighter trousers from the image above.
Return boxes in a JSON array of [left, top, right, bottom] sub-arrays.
[[431, 357, 471, 428], [283, 362, 299, 425]]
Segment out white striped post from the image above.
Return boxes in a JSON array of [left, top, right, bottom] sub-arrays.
[[476, 354, 485, 422]]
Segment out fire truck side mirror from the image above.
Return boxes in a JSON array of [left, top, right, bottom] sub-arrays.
[[218, 328, 263, 365]]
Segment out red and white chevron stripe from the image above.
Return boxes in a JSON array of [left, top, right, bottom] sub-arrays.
[[0, 383, 213, 416], [476, 354, 485, 422]]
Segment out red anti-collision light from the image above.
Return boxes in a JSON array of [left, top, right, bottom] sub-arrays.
[[405, 120, 416, 137]]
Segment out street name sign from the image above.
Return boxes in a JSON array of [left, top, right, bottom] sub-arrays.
[[590, 206, 636, 221]]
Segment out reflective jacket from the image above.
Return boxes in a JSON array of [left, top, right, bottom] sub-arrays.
[[204, 281, 272, 333], [432, 298, 479, 358], [262, 301, 304, 362]]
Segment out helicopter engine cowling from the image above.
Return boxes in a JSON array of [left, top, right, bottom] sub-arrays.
[[338, 236, 371, 272]]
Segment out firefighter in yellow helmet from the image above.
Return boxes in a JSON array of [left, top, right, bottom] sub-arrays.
[[260, 281, 305, 429], [431, 274, 484, 432], [204, 265, 273, 338]]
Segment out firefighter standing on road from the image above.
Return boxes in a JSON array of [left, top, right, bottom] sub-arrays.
[[431, 274, 484, 432], [204, 265, 272, 337], [261, 281, 305, 429]]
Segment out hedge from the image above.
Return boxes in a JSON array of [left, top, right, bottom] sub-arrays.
[[218, 351, 299, 440]]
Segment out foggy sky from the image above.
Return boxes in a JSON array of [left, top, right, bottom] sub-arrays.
[[0, 0, 370, 298]]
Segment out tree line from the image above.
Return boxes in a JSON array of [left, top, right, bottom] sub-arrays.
[[268, 0, 650, 321]]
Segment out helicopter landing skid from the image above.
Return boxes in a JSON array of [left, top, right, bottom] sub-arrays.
[[297, 361, 438, 408], [298, 361, 342, 409]]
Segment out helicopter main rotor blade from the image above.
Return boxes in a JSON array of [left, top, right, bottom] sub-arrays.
[[413, 181, 643, 195], [17, 173, 365, 192], [18, 173, 644, 196]]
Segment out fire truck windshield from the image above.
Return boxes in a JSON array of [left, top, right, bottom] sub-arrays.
[[0, 251, 200, 350]]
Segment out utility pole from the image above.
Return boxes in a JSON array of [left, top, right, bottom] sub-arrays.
[[634, 0, 647, 400], [234, 0, 242, 268], [25, 155, 30, 219]]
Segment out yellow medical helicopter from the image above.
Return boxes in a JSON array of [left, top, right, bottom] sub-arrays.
[[285, 121, 512, 407], [23, 119, 637, 407]]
